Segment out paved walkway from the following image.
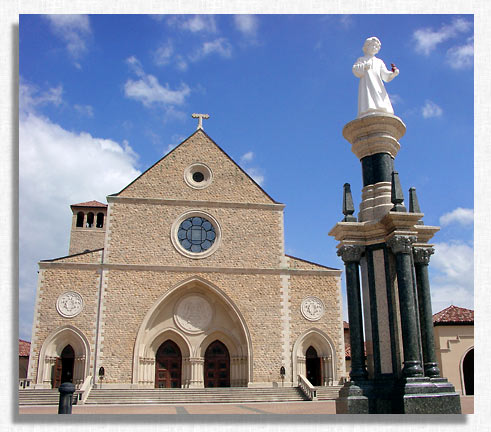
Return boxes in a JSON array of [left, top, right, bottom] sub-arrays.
[[19, 397, 473, 415]]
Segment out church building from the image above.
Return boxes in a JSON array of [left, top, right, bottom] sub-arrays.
[[27, 124, 346, 390]]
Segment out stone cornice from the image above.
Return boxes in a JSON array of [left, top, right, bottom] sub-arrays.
[[107, 195, 285, 211], [38, 261, 342, 276]]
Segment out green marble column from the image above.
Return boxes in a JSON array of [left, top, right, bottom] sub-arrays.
[[413, 247, 441, 378], [387, 235, 423, 378], [337, 245, 368, 381]]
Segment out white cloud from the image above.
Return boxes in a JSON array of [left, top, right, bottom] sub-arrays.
[[422, 100, 443, 119], [413, 17, 472, 56], [430, 241, 474, 313], [20, 80, 63, 114], [124, 56, 191, 107], [245, 167, 264, 186], [440, 207, 474, 226], [446, 37, 474, 69], [43, 14, 92, 66], [19, 81, 141, 340], [190, 38, 232, 62], [167, 15, 217, 33], [234, 15, 258, 37], [154, 41, 174, 66], [389, 93, 403, 106], [339, 15, 354, 28], [240, 151, 254, 163], [74, 104, 94, 117]]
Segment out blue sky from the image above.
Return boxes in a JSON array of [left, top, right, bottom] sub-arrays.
[[19, 14, 474, 341]]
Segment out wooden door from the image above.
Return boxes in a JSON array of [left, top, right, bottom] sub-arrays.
[[204, 340, 230, 388], [155, 340, 182, 388], [53, 358, 62, 388]]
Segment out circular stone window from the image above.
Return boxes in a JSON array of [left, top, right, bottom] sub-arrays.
[[184, 163, 213, 189], [171, 211, 221, 259]]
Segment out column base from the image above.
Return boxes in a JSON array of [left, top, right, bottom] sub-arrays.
[[396, 376, 462, 414], [336, 377, 461, 414]]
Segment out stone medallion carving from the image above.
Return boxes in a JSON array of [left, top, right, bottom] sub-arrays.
[[174, 295, 213, 334], [56, 291, 84, 318], [301, 297, 325, 321]]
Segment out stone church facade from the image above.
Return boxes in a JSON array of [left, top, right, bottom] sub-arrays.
[[27, 128, 346, 390]]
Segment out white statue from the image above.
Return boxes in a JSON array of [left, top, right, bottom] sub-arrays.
[[353, 37, 399, 118]]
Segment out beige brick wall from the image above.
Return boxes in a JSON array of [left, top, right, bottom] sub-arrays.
[[99, 270, 285, 384], [29, 268, 101, 381], [118, 131, 277, 204], [69, 229, 105, 255], [50, 249, 103, 264], [105, 202, 284, 269], [289, 274, 345, 379]]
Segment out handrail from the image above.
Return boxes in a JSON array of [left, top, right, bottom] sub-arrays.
[[78, 375, 93, 404], [298, 374, 317, 401]]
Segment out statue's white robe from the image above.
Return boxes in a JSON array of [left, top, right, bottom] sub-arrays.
[[353, 56, 397, 118]]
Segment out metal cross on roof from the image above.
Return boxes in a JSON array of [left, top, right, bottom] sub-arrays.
[[192, 113, 210, 130]]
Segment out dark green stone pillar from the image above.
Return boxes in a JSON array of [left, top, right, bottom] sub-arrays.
[[337, 245, 367, 381], [413, 247, 441, 378], [387, 235, 423, 378]]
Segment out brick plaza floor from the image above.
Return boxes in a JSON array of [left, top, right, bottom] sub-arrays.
[[19, 396, 474, 415]]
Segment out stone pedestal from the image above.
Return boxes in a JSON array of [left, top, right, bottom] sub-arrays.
[[330, 114, 461, 414]]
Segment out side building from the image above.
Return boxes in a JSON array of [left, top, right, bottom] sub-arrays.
[[27, 128, 346, 390]]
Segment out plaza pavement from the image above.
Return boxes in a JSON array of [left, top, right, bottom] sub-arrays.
[[18, 396, 474, 415]]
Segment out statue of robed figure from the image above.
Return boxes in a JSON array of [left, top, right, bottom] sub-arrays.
[[353, 37, 399, 118]]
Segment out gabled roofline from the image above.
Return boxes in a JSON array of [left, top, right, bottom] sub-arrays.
[[40, 248, 104, 263], [109, 129, 282, 205], [286, 254, 339, 271]]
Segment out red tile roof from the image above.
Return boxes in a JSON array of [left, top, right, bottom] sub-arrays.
[[70, 200, 107, 208], [345, 342, 367, 360], [343, 321, 349, 329], [19, 339, 30, 357], [433, 305, 474, 325]]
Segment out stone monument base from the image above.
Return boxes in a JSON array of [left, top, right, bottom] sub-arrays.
[[336, 377, 461, 414]]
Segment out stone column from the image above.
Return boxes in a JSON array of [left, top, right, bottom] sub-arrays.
[[74, 355, 85, 386], [44, 356, 57, 386], [297, 356, 306, 378], [337, 245, 368, 381], [413, 247, 441, 378], [387, 235, 423, 377], [189, 357, 204, 388]]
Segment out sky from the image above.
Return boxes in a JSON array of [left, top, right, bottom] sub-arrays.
[[18, 14, 474, 342]]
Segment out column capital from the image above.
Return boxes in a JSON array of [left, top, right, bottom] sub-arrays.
[[337, 245, 364, 263], [413, 246, 435, 264], [387, 235, 417, 254]]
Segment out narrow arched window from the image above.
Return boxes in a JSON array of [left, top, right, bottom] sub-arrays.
[[76, 212, 84, 227], [86, 212, 94, 228], [96, 212, 104, 228]]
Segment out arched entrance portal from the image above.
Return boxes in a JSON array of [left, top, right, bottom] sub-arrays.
[[204, 340, 230, 388], [53, 345, 75, 388], [155, 340, 182, 388], [306, 346, 322, 386], [462, 348, 474, 395]]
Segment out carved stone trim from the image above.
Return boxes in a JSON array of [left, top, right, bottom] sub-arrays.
[[56, 291, 84, 318], [387, 235, 417, 254], [337, 245, 364, 263], [413, 247, 435, 265], [300, 296, 325, 321]]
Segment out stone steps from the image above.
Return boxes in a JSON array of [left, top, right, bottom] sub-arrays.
[[19, 386, 342, 406], [86, 387, 308, 405], [19, 389, 81, 406], [315, 385, 342, 400]]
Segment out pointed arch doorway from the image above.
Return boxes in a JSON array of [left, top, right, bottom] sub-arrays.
[[53, 345, 75, 388], [204, 340, 230, 388], [155, 340, 182, 388]]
